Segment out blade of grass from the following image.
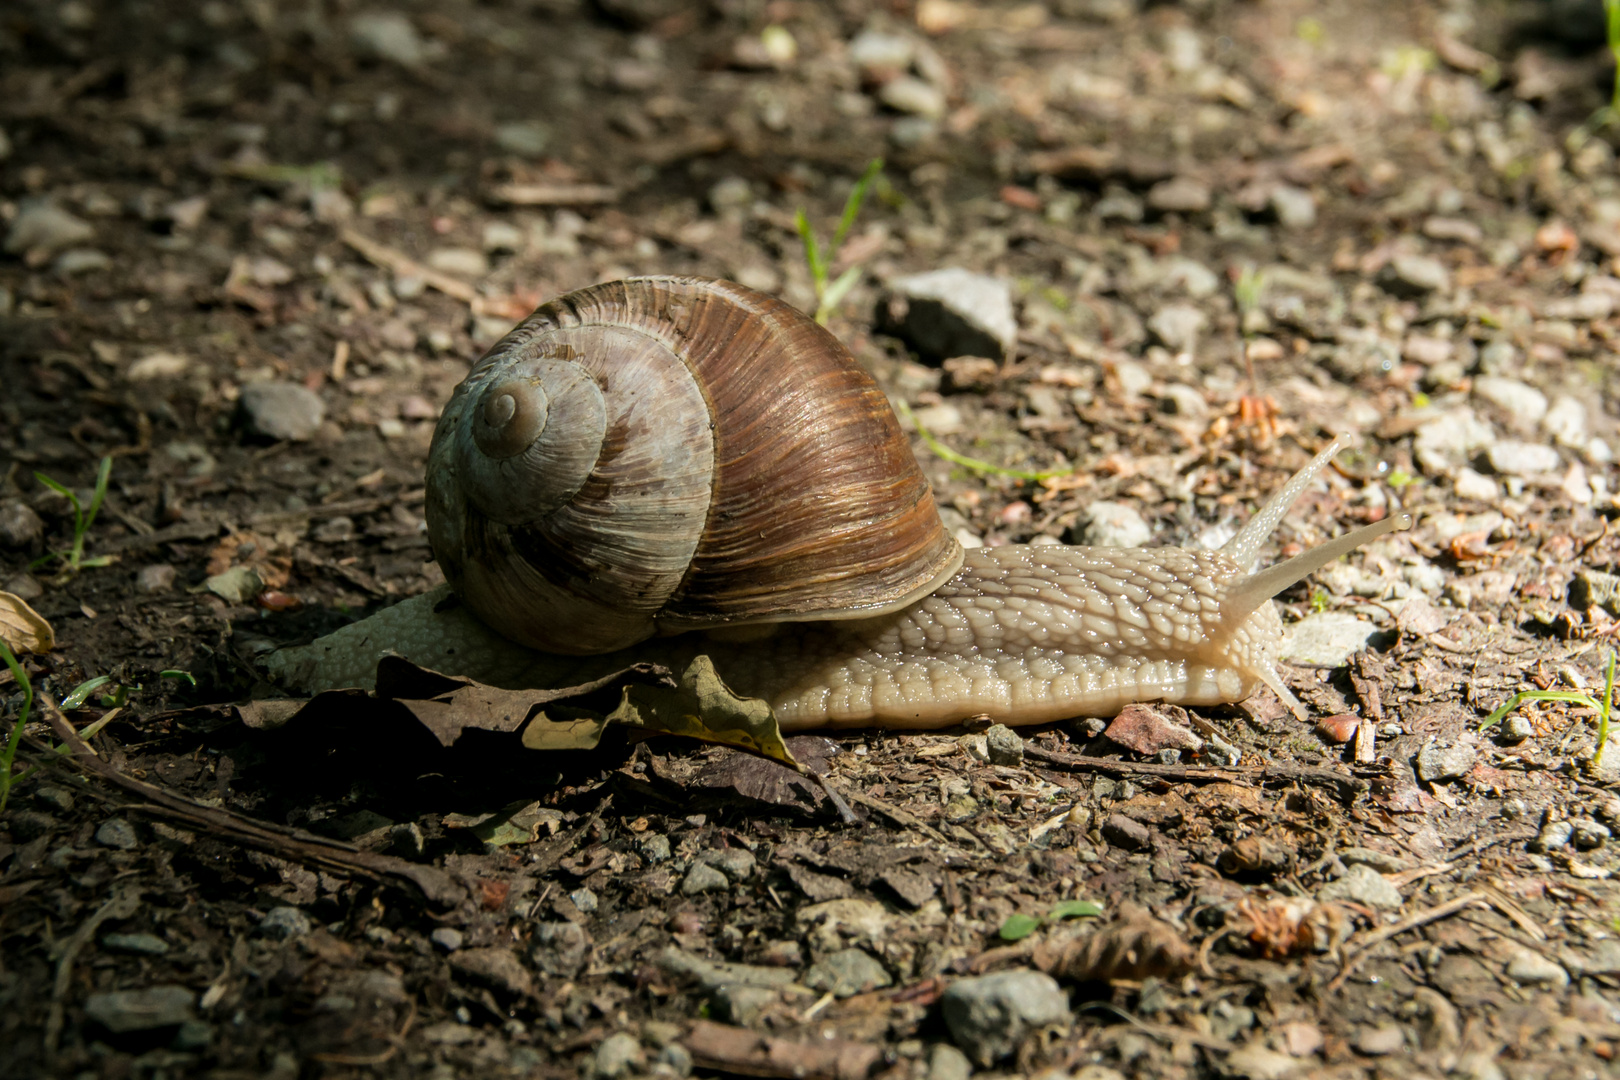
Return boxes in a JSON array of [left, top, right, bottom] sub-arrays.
[[832, 157, 884, 253], [0, 639, 35, 815], [898, 401, 1075, 483], [795, 209, 826, 294]]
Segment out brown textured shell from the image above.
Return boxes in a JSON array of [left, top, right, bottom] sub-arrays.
[[425, 276, 964, 654]]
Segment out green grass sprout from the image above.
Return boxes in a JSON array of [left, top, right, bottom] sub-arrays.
[[30, 456, 115, 577], [0, 639, 35, 815], [1480, 650, 1615, 768], [898, 401, 1075, 483], [795, 158, 884, 325], [998, 898, 1104, 942]]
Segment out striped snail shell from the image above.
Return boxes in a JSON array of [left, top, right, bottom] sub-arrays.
[[424, 276, 965, 655]]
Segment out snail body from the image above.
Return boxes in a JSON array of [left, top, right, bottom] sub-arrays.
[[271, 277, 1408, 729]]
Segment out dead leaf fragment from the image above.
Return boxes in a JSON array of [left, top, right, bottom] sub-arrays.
[[1232, 896, 1351, 959], [1031, 906, 1193, 982], [0, 590, 55, 655], [612, 654, 800, 769]]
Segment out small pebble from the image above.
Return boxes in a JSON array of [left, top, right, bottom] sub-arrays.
[[941, 970, 1070, 1066], [0, 500, 45, 548], [1499, 714, 1533, 744], [259, 906, 313, 940], [95, 818, 138, 850], [1354, 1023, 1406, 1056], [33, 785, 75, 812], [83, 986, 195, 1033], [569, 887, 599, 914], [102, 932, 171, 956], [136, 564, 177, 593], [1505, 950, 1568, 988], [238, 382, 326, 443], [593, 1032, 645, 1079], [879, 268, 1017, 361], [1319, 863, 1403, 910], [1270, 184, 1317, 228], [1415, 742, 1476, 783], [1146, 176, 1211, 213], [640, 833, 672, 862], [1381, 253, 1450, 296], [1147, 303, 1208, 352], [1486, 441, 1561, 477], [985, 723, 1024, 766], [681, 861, 730, 896], [927, 1043, 973, 1080], [430, 927, 464, 953], [4, 201, 95, 257], [699, 848, 757, 882], [1569, 819, 1611, 850], [804, 947, 893, 997], [1532, 820, 1574, 852], [1074, 501, 1152, 548]]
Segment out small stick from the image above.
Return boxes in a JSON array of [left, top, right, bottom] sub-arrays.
[[1325, 892, 1489, 994]]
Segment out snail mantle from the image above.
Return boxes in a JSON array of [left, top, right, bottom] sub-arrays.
[[265, 276, 1410, 732]]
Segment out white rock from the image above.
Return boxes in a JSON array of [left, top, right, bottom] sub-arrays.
[[1542, 395, 1588, 447], [1486, 441, 1560, 477], [1077, 501, 1152, 548], [5, 202, 95, 256], [1473, 375, 1547, 426]]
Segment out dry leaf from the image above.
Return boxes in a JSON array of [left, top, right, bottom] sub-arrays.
[[1231, 896, 1351, 958], [609, 654, 800, 769], [1031, 906, 1193, 981], [0, 591, 55, 655]]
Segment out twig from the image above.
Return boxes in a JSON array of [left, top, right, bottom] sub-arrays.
[[340, 228, 479, 307], [844, 789, 952, 845], [486, 182, 618, 206], [1325, 892, 1489, 994], [1021, 744, 1367, 803], [40, 700, 466, 907]]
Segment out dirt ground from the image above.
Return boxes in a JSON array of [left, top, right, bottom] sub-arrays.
[[5, 0, 1620, 1076]]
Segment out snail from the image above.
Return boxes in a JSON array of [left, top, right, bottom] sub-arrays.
[[269, 276, 1409, 730]]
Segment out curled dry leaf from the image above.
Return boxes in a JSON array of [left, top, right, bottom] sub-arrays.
[[1030, 906, 1193, 982], [1231, 896, 1351, 959], [0, 590, 55, 655]]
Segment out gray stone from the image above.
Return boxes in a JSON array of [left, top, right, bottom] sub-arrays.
[[640, 833, 672, 862], [136, 564, 177, 593], [1454, 468, 1500, 501], [681, 861, 731, 895], [1542, 396, 1588, 447], [1339, 847, 1408, 872], [985, 724, 1024, 766], [1416, 742, 1476, 783], [699, 847, 757, 882], [1580, 939, 1620, 977], [84, 986, 195, 1033], [1570, 818, 1611, 849], [1533, 820, 1574, 852], [1354, 1023, 1406, 1055], [1280, 612, 1379, 667], [0, 500, 44, 548], [593, 1031, 644, 1079], [238, 382, 326, 442], [350, 11, 430, 66], [658, 947, 798, 991], [911, 402, 965, 436], [880, 269, 1018, 361], [1093, 187, 1144, 222], [1381, 253, 1451, 296], [1505, 950, 1568, 988], [711, 983, 779, 1026], [927, 1043, 973, 1080], [1486, 441, 1560, 477], [1075, 501, 1152, 548], [101, 933, 170, 956], [1270, 185, 1317, 229], [533, 921, 591, 976], [33, 786, 75, 812], [1500, 714, 1534, 744], [55, 249, 110, 275], [4, 202, 95, 257], [570, 886, 598, 913], [1414, 409, 1495, 474], [941, 970, 1070, 1066], [1319, 864, 1403, 910], [1473, 376, 1548, 427], [430, 927, 463, 953], [880, 76, 946, 118], [1147, 303, 1208, 352], [3, 573, 42, 601], [260, 906, 313, 940], [493, 121, 549, 158], [805, 947, 892, 997], [95, 818, 138, 850], [1226, 1044, 1303, 1079], [1146, 176, 1211, 213], [848, 29, 916, 73], [1101, 813, 1153, 851]]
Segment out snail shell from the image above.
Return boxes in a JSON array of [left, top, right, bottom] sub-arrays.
[[425, 277, 965, 655]]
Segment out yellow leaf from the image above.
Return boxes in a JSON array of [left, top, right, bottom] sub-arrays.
[[610, 655, 800, 769], [0, 591, 54, 655]]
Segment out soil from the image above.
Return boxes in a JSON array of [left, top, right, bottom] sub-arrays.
[[4, 0, 1620, 1077]]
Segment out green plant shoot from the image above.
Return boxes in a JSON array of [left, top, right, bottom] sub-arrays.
[[898, 401, 1074, 483], [1480, 650, 1615, 768], [795, 157, 884, 325], [30, 456, 115, 576], [0, 639, 34, 816], [999, 899, 1104, 941]]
